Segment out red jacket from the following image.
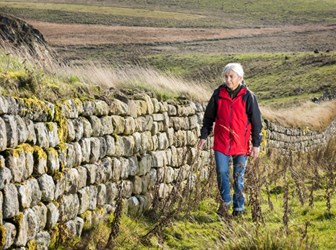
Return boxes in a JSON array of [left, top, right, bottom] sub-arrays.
[[200, 84, 262, 156]]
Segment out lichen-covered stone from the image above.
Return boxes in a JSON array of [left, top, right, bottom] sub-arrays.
[[109, 99, 128, 116], [138, 154, 152, 176], [32, 203, 48, 231], [77, 166, 88, 189], [100, 157, 113, 182], [74, 217, 84, 237], [0, 164, 12, 190], [84, 164, 97, 185], [34, 122, 50, 148], [97, 184, 107, 207], [72, 118, 84, 141], [120, 157, 129, 179], [128, 156, 139, 177], [127, 196, 140, 216], [121, 180, 133, 198], [87, 116, 102, 137], [64, 168, 80, 194], [81, 117, 93, 138], [59, 193, 80, 222], [46, 203, 59, 229], [35, 231, 51, 250], [15, 115, 28, 144], [99, 137, 107, 159], [100, 116, 114, 135], [111, 158, 121, 181], [3, 183, 19, 219], [3, 222, 16, 249], [151, 151, 168, 168], [104, 135, 115, 156], [124, 117, 135, 135], [132, 176, 142, 195], [90, 138, 101, 163], [25, 118, 37, 144], [0, 117, 7, 151], [105, 182, 118, 204], [46, 148, 59, 175], [157, 132, 169, 150], [3, 115, 18, 148], [38, 174, 55, 202], [17, 178, 42, 209]]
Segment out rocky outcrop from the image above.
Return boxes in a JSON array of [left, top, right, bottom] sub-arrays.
[[0, 14, 55, 60], [0, 93, 334, 249]]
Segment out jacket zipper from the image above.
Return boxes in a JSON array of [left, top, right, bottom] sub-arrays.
[[226, 101, 233, 154]]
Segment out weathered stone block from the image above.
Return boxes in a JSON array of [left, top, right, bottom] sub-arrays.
[[120, 157, 129, 179], [132, 176, 142, 195], [74, 217, 84, 237], [105, 135, 115, 156], [46, 148, 59, 175], [127, 196, 140, 216], [106, 182, 118, 204], [138, 154, 152, 176], [3, 183, 19, 219], [81, 117, 93, 138], [97, 184, 107, 207], [72, 118, 84, 141], [100, 157, 113, 182], [34, 122, 50, 148], [38, 174, 55, 202], [87, 116, 102, 137], [128, 156, 139, 177], [3, 222, 16, 249], [151, 150, 168, 168], [121, 180, 133, 198], [79, 138, 91, 164], [0, 164, 12, 190], [32, 203, 48, 232], [111, 158, 121, 181], [84, 164, 98, 185], [101, 116, 114, 135], [65, 168, 80, 194], [0, 117, 7, 151], [109, 99, 128, 116], [46, 202, 59, 229], [94, 100, 109, 116], [59, 193, 80, 222], [35, 231, 51, 250], [90, 138, 101, 163], [3, 115, 18, 148], [99, 137, 107, 159]]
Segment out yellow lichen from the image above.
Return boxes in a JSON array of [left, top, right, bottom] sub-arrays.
[[33, 146, 47, 160], [27, 239, 37, 250], [54, 103, 69, 144], [0, 225, 6, 248]]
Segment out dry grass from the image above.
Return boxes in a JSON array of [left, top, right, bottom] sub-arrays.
[[260, 100, 336, 131], [57, 62, 212, 101]]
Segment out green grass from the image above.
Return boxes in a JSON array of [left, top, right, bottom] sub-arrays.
[[144, 51, 336, 105], [1, 0, 335, 28]]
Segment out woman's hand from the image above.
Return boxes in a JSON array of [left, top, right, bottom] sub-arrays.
[[251, 147, 260, 160], [197, 139, 206, 150]]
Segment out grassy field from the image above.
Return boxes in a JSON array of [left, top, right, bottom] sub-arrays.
[[1, 0, 336, 28]]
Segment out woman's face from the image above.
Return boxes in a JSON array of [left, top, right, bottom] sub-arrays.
[[224, 70, 242, 90]]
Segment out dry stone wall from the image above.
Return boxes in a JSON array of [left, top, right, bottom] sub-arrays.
[[0, 93, 334, 249], [0, 94, 213, 249]]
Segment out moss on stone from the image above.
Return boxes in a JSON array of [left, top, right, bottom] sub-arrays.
[[0, 224, 6, 248], [27, 239, 37, 250], [17, 96, 53, 120], [33, 146, 47, 160], [54, 103, 69, 144]]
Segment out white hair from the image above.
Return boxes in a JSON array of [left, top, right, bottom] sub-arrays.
[[223, 63, 244, 78]]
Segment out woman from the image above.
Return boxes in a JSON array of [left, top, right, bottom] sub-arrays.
[[197, 63, 262, 217]]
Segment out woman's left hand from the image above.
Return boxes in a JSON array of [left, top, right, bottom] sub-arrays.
[[251, 147, 260, 160]]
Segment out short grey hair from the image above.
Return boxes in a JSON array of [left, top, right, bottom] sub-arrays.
[[223, 63, 244, 78]]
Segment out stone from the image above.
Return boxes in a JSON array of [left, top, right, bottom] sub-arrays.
[[61, 99, 79, 118], [105, 135, 115, 156], [3, 222, 16, 249], [46, 122, 60, 147], [3, 183, 19, 219], [100, 157, 113, 181], [0, 191, 2, 223], [81, 117, 93, 138], [79, 138, 91, 164], [100, 116, 114, 135], [121, 180, 133, 198], [32, 203, 48, 231], [99, 137, 107, 159], [3, 115, 18, 148], [6, 148, 25, 182], [97, 184, 107, 207], [0, 165, 12, 190], [120, 157, 129, 179], [127, 196, 140, 216], [64, 220, 77, 238], [94, 100, 109, 116], [128, 156, 139, 177], [112, 115, 125, 134], [46, 148, 60, 175], [151, 150, 168, 168], [84, 164, 98, 185], [35, 231, 51, 250], [0, 117, 7, 151], [88, 116, 102, 137], [25, 119, 37, 144], [109, 99, 128, 115], [124, 117, 135, 135], [90, 138, 101, 163], [74, 217, 84, 236], [46, 202, 59, 229], [34, 122, 50, 148], [111, 158, 121, 181], [38, 174, 55, 202], [157, 132, 169, 150], [17, 178, 42, 209], [106, 182, 118, 204], [15, 115, 28, 144], [78, 187, 90, 214], [59, 194, 80, 222], [82, 100, 95, 116], [72, 118, 84, 141], [33, 147, 48, 176], [138, 154, 152, 176], [77, 166, 88, 189], [64, 168, 80, 194], [132, 176, 142, 195]]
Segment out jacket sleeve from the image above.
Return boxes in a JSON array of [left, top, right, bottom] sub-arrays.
[[200, 89, 218, 139], [246, 91, 262, 147]]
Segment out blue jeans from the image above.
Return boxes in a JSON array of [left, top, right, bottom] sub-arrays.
[[215, 151, 247, 211]]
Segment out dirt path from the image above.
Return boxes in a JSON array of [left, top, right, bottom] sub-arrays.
[[28, 20, 336, 47]]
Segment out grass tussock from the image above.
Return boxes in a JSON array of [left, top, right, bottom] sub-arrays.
[[260, 100, 336, 131]]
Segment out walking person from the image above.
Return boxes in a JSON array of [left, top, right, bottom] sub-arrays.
[[197, 63, 262, 218]]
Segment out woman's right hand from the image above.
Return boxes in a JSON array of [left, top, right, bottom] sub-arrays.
[[197, 139, 206, 150]]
